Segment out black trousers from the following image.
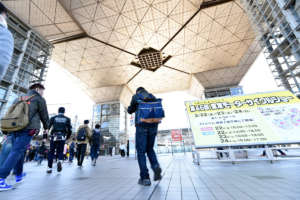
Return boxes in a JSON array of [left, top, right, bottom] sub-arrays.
[[77, 143, 87, 164]]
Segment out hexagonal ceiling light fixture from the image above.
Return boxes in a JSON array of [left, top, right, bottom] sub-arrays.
[[131, 47, 171, 72]]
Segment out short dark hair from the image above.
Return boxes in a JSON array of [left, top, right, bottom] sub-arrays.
[[0, 2, 7, 15], [84, 120, 89, 124], [29, 83, 45, 90], [58, 107, 65, 113], [136, 87, 145, 93], [95, 124, 100, 129]]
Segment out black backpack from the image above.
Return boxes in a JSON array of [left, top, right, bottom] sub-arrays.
[[77, 127, 87, 142], [92, 130, 101, 146]]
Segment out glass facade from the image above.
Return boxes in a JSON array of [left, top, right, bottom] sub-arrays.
[[0, 11, 53, 117], [241, 0, 300, 94], [204, 86, 244, 99], [156, 128, 194, 154], [92, 102, 127, 155]]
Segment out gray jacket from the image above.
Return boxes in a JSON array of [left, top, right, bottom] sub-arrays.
[[13, 90, 50, 130], [0, 24, 14, 81]]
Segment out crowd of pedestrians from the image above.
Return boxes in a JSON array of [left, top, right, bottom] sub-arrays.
[[0, 2, 162, 191]]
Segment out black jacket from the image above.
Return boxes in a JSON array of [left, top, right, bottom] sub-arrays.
[[14, 90, 50, 130], [127, 89, 158, 127], [48, 113, 72, 139]]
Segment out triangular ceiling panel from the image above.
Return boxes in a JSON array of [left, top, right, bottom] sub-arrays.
[[4, 0, 261, 102]]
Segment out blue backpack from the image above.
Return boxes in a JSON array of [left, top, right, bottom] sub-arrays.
[[137, 92, 165, 125]]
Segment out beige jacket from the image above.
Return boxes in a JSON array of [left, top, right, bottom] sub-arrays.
[[75, 124, 92, 144]]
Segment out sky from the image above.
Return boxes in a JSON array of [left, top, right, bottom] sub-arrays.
[[44, 52, 281, 130]]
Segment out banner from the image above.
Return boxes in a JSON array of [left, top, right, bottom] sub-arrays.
[[185, 91, 300, 148], [171, 129, 182, 141]]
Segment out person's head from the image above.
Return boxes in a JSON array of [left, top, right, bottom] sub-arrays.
[[29, 83, 45, 96], [42, 141, 45, 145], [72, 138, 75, 141], [84, 120, 89, 125], [136, 87, 145, 93], [95, 124, 100, 129], [58, 107, 65, 114], [0, 2, 8, 28]]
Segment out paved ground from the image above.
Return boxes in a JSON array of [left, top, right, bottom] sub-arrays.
[[0, 153, 300, 200]]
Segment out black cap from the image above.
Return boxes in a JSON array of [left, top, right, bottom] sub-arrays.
[[136, 87, 145, 93], [29, 83, 45, 90], [58, 107, 65, 113], [84, 120, 89, 124]]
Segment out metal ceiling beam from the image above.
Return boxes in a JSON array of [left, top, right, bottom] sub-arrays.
[[88, 36, 136, 56], [51, 33, 88, 44]]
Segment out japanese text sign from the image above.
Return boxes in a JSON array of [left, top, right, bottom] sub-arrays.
[[185, 91, 300, 147]]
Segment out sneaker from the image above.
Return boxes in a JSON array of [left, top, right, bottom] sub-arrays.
[[259, 154, 265, 157], [0, 179, 12, 191], [57, 161, 62, 172], [138, 178, 151, 186], [78, 161, 82, 166], [93, 159, 96, 166], [46, 167, 52, 174], [281, 153, 286, 156], [15, 172, 26, 183], [153, 167, 162, 181]]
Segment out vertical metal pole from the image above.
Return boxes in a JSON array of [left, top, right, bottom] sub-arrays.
[[228, 146, 236, 164], [183, 140, 186, 155], [0, 30, 32, 116], [170, 138, 173, 156], [265, 144, 274, 163]]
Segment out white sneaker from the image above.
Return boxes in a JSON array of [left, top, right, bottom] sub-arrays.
[[46, 167, 52, 174]]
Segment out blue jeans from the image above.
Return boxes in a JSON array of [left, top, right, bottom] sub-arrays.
[[47, 140, 65, 168], [0, 129, 32, 178], [90, 145, 100, 161], [77, 144, 87, 164], [135, 125, 159, 179], [38, 155, 44, 164], [69, 149, 74, 162], [0, 135, 12, 169]]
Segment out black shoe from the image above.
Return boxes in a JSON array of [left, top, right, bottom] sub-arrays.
[[57, 161, 62, 172], [138, 178, 151, 186], [153, 167, 162, 181]]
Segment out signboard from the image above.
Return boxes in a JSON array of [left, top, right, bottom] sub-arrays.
[[185, 91, 300, 148], [171, 129, 182, 141]]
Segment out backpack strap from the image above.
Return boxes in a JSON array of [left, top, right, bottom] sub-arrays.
[[137, 93, 144, 100], [19, 95, 36, 102]]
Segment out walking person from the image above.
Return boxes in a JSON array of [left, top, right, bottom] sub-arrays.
[[37, 142, 46, 165], [45, 107, 72, 173], [0, 2, 14, 81], [90, 124, 103, 166], [63, 143, 68, 161], [119, 142, 126, 157], [0, 83, 49, 191], [127, 87, 163, 186], [0, 134, 12, 168], [75, 120, 92, 167], [69, 138, 75, 163]]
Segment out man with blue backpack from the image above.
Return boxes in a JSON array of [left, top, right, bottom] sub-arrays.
[[127, 87, 164, 186]]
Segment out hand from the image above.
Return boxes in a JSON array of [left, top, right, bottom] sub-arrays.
[[44, 129, 49, 134], [43, 139, 47, 143]]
